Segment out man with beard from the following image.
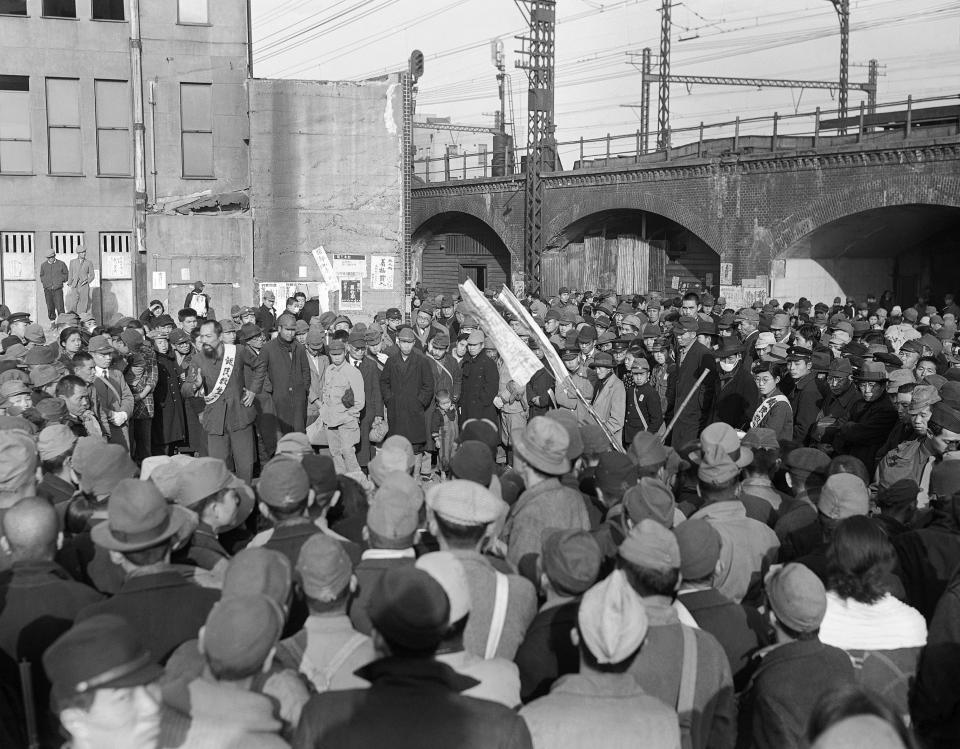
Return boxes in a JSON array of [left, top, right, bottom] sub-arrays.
[[193, 319, 266, 482], [260, 312, 311, 436]]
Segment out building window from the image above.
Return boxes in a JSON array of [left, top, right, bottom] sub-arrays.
[[100, 232, 132, 277], [95, 80, 131, 176], [0, 75, 31, 173], [51, 232, 84, 254], [46, 78, 82, 174], [178, 0, 208, 24], [0, 1, 27, 16], [91, 0, 124, 21], [180, 83, 213, 178], [43, 0, 76, 18]]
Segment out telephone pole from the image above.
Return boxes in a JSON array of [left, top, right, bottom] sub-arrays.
[[656, 0, 671, 150]]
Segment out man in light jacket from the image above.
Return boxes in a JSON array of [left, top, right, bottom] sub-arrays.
[[320, 338, 365, 474]]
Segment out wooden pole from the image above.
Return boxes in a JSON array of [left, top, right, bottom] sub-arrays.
[[659, 368, 709, 445]]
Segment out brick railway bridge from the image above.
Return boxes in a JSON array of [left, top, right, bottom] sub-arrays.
[[411, 96, 960, 305]]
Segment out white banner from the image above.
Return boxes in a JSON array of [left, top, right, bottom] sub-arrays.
[[370, 255, 394, 290], [311, 246, 338, 287], [459, 279, 541, 388]]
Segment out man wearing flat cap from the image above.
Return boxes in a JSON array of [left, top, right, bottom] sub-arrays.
[[738, 564, 854, 749], [76, 479, 220, 663], [40, 247, 69, 325], [295, 565, 534, 749], [832, 360, 898, 477], [260, 312, 311, 437], [380, 326, 435, 471], [618, 520, 736, 749], [460, 329, 500, 426], [666, 315, 718, 449], [521, 569, 680, 748], [423, 331, 462, 469]]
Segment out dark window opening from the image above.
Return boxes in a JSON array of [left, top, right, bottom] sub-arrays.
[[0, 0, 27, 16], [91, 0, 124, 21], [43, 0, 76, 17]]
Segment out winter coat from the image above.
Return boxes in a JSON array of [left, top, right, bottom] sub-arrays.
[[591, 373, 626, 444], [713, 363, 759, 432], [835, 395, 899, 477], [261, 337, 311, 433], [788, 373, 822, 445], [666, 341, 717, 449], [356, 353, 384, 467], [380, 351, 434, 445], [424, 353, 462, 452], [624, 381, 663, 447], [460, 352, 499, 425], [152, 350, 186, 445]]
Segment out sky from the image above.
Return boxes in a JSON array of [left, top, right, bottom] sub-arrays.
[[250, 0, 960, 158]]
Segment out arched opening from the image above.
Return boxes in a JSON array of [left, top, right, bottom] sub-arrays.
[[773, 204, 960, 304], [543, 209, 720, 298], [412, 212, 512, 298]]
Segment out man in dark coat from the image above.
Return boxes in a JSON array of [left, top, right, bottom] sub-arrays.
[[712, 337, 758, 432], [786, 346, 822, 446], [254, 289, 278, 336], [525, 339, 555, 420], [260, 312, 311, 436], [151, 331, 186, 453], [665, 317, 717, 449], [459, 330, 499, 426], [344, 328, 383, 469], [77, 479, 221, 664], [380, 327, 434, 451], [192, 319, 266, 483], [39, 249, 69, 323], [294, 566, 533, 749], [833, 362, 899, 477]]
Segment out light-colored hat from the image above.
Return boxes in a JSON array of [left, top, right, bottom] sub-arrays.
[[577, 569, 648, 664], [425, 479, 506, 526], [512, 416, 571, 475]]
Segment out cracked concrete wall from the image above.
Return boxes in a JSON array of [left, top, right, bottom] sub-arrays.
[[249, 77, 405, 319]]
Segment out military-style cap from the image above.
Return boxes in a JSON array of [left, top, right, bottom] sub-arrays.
[[385, 307, 402, 320], [202, 595, 283, 677], [426, 478, 505, 526], [540, 528, 602, 596], [397, 327, 417, 343], [87, 335, 113, 354], [765, 563, 826, 633], [297, 534, 353, 602], [674, 518, 722, 580], [578, 569, 648, 664], [817, 473, 869, 519], [785, 447, 831, 476], [24, 345, 58, 366], [449, 441, 495, 486], [369, 567, 450, 650], [258, 455, 310, 508], [618, 518, 681, 572], [222, 547, 292, 606], [7, 312, 31, 325]]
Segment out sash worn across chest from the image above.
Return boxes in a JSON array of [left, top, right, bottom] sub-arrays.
[[751, 394, 789, 429], [203, 344, 237, 406]]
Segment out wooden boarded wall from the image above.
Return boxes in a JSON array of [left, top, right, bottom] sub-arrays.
[[541, 235, 667, 296], [421, 232, 510, 298]]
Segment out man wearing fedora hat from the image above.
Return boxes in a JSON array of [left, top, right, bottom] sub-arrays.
[[712, 337, 759, 433], [832, 361, 898, 476], [500, 417, 590, 568], [76, 479, 220, 663]]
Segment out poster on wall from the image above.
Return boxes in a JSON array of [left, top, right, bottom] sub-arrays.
[[260, 282, 297, 306], [720, 262, 734, 285], [333, 253, 366, 277], [339, 276, 362, 311], [370, 255, 394, 290]]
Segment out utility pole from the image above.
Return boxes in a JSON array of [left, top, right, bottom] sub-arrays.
[[640, 47, 652, 154], [492, 39, 506, 133], [128, 0, 148, 313], [656, 0, 671, 150], [829, 0, 850, 133], [516, 0, 556, 295]]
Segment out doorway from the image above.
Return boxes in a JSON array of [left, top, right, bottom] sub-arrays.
[[460, 264, 486, 291]]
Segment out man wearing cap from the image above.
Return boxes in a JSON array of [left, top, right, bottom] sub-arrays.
[[618, 520, 736, 749], [588, 351, 625, 444], [690, 424, 780, 605], [514, 529, 601, 702], [64, 247, 95, 316], [815, 358, 862, 446], [623, 357, 663, 447], [35, 422, 79, 508], [459, 329, 499, 426], [426, 480, 537, 661], [712, 336, 758, 432], [115, 328, 158, 462], [43, 615, 164, 749], [666, 315, 718, 449], [318, 335, 365, 473], [296, 566, 534, 749], [424, 331, 462, 464], [87, 334, 136, 449], [674, 519, 770, 686], [2, 311, 31, 352], [353, 327, 385, 468], [738, 564, 854, 749], [189, 319, 266, 483], [785, 345, 822, 445], [183, 280, 210, 321], [259, 312, 311, 437], [520, 569, 680, 749], [255, 289, 278, 336], [502, 417, 591, 569], [412, 302, 444, 349], [831, 361, 898, 476], [76, 479, 221, 662], [552, 286, 577, 316], [40, 248, 69, 324], [735, 308, 761, 366], [381, 326, 435, 467]]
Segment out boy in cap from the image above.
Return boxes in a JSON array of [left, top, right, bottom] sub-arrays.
[[317, 335, 365, 474], [162, 595, 288, 747], [738, 564, 855, 749], [501, 417, 591, 569], [623, 357, 663, 446], [426, 479, 537, 660], [674, 518, 770, 687], [77, 479, 221, 662], [275, 534, 376, 692], [255, 289, 277, 336], [617, 520, 736, 749], [514, 529, 602, 702], [520, 569, 680, 749], [347, 476, 423, 635], [295, 565, 534, 749], [44, 615, 163, 749]]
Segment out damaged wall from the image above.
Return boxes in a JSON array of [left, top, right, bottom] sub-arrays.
[[249, 76, 405, 321]]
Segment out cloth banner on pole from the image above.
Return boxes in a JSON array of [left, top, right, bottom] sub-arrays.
[[458, 279, 542, 388]]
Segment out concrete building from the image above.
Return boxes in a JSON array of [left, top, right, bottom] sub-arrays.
[[0, 0, 406, 325]]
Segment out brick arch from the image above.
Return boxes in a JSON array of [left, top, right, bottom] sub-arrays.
[[412, 209, 511, 254], [771, 172, 960, 258], [411, 188, 524, 257], [545, 190, 722, 254]]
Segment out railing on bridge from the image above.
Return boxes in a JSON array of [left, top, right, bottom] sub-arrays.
[[414, 93, 960, 183]]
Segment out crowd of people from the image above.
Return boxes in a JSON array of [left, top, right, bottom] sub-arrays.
[[1, 280, 959, 749]]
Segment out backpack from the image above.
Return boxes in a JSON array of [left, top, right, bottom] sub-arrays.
[[277, 631, 368, 692]]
